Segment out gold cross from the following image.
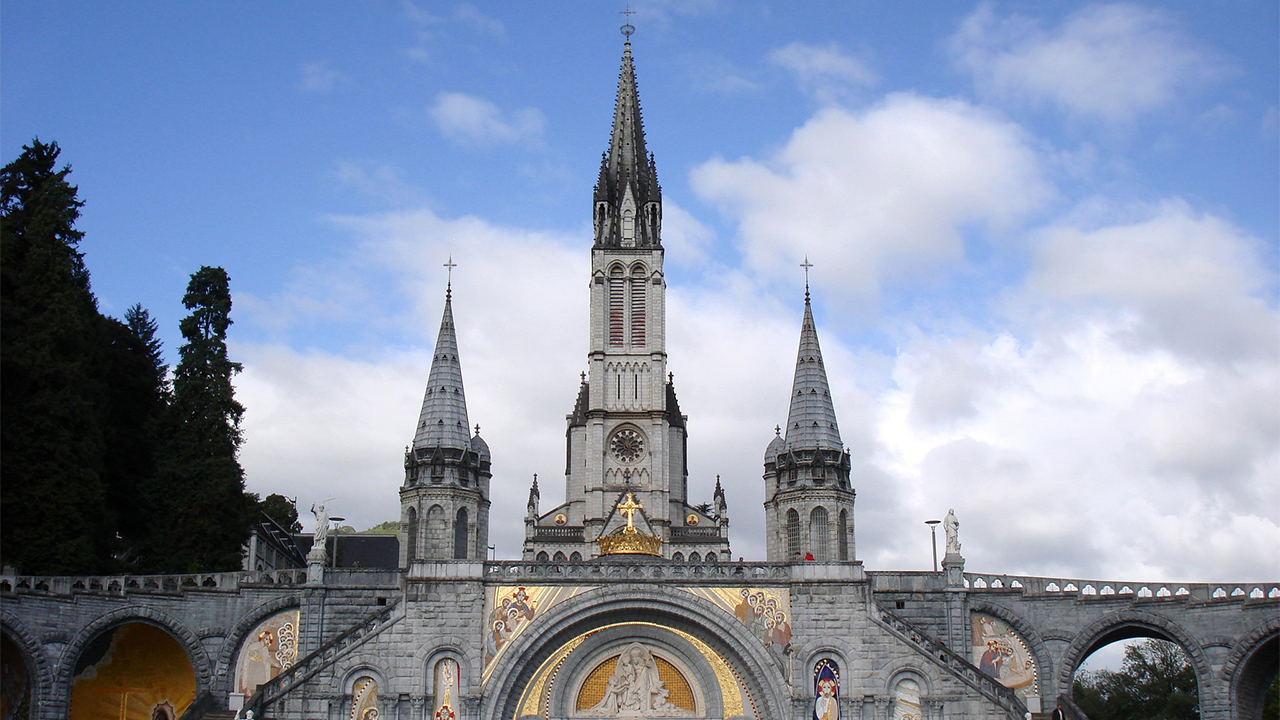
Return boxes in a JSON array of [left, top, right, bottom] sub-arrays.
[[617, 493, 643, 531]]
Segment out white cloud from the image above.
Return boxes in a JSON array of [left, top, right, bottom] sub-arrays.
[[659, 200, 716, 267], [429, 92, 546, 147], [453, 3, 504, 36], [950, 2, 1225, 122], [691, 93, 1048, 302], [769, 41, 875, 103], [298, 63, 343, 93]]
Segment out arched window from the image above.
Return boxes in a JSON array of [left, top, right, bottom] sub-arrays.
[[536, 551, 549, 562], [569, 551, 582, 562], [705, 553, 717, 563], [891, 677, 921, 720], [689, 552, 701, 563], [672, 552, 684, 562], [608, 266, 625, 346], [427, 505, 445, 556], [810, 507, 829, 561], [622, 208, 635, 243], [433, 658, 460, 720], [786, 509, 801, 559], [453, 507, 468, 559], [837, 509, 849, 561], [406, 506, 418, 562], [630, 266, 646, 346], [553, 551, 566, 561]]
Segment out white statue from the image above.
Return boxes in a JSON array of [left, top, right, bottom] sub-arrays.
[[587, 643, 692, 717], [309, 500, 331, 562], [944, 508, 960, 555]]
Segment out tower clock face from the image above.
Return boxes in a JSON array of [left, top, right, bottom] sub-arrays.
[[609, 428, 645, 464]]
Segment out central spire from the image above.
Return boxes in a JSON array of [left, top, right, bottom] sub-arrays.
[[593, 34, 662, 248], [784, 293, 843, 451], [413, 287, 470, 450]]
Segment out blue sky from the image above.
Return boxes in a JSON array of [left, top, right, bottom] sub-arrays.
[[4, 2, 1277, 585]]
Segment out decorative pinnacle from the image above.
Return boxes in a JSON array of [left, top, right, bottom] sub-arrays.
[[620, 4, 635, 40], [444, 255, 457, 298], [800, 256, 813, 300]]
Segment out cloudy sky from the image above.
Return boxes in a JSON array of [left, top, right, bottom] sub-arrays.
[[4, 1, 1277, 582]]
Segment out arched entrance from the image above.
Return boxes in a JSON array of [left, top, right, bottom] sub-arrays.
[[68, 621, 196, 720], [482, 585, 787, 720], [1230, 629, 1279, 720], [2, 631, 34, 720]]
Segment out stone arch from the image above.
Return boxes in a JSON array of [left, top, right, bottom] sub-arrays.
[[968, 599, 1053, 704], [1224, 615, 1280, 720], [1056, 608, 1212, 705], [805, 647, 849, 698], [412, 635, 481, 699], [884, 664, 934, 697], [215, 593, 304, 692], [480, 584, 788, 720], [61, 604, 212, 697], [338, 663, 389, 720], [2, 613, 56, 714]]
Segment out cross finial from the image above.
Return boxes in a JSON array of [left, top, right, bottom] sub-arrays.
[[800, 256, 814, 300], [474, 423, 480, 435], [620, 4, 635, 40], [444, 255, 458, 298], [581, 371, 587, 383], [775, 424, 781, 436], [617, 492, 644, 531]]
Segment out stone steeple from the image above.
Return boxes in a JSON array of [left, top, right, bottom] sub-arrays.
[[763, 287, 855, 563], [400, 283, 490, 565], [413, 285, 471, 451], [783, 292, 842, 452], [593, 40, 662, 249]]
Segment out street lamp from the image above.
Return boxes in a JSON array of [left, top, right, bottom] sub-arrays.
[[328, 516, 346, 568], [925, 519, 941, 572]]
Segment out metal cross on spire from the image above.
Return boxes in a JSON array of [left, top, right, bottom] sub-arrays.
[[800, 256, 814, 300], [620, 3, 635, 40], [444, 255, 457, 298]]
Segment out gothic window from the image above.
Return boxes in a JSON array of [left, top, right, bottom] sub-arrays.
[[537, 551, 549, 562], [454, 507, 468, 559], [406, 506, 418, 562], [630, 270, 646, 346], [672, 552, 684, 562], [838, 509, 849, 562], [811, 507, 829, 561], [570, 551, 582, 562], [609, 266, 625, 346], [786, 509, 801, 559], [622, 208, 635, 243], [428, 505, 445, 555], [553, 551, 566, 561], [705, 553, 717, 563], [689, 552, 701, 563]]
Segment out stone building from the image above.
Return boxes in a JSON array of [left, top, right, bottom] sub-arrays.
[[1, 33, 1276, 720]]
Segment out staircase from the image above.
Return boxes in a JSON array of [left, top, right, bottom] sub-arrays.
[[871, 602, 1030, 720], [243, 599, 404, 718]]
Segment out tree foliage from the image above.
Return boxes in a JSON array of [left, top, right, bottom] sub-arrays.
[[1, 139, 113, 574], [1073, 639, 1199, 720], [257, 493, 302, 533]]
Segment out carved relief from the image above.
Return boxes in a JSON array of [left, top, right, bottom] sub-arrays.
[[577, 643, 694, 717]]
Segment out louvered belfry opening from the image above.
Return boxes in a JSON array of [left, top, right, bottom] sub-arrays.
[[609, 266, 625, 346], [630, 269, 646, 346]]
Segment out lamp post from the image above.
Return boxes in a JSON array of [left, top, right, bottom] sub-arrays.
[[328, 516, 346, 568], [925, 519, 941, 572]]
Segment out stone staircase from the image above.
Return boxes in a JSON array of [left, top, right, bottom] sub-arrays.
[[243, 598, 404, 718], [871, 602, 1030, 720]]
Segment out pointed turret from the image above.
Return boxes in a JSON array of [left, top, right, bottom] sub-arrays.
[[762, 285, 855, 563], [400, 281, 491, 565], [413, 286, 471, 451], [783, 293, 843, 452], [593, 39, 662, 248]]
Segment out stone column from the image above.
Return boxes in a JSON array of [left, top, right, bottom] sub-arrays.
[[942, 552, 967, 654]]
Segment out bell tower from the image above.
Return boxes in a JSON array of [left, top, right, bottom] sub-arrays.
[[523, 31, 730, 562]]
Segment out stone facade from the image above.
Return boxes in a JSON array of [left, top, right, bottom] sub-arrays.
[[1, 36, 1276, 720]]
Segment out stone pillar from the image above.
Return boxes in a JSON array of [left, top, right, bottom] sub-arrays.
[[942, 552, 968, 654]]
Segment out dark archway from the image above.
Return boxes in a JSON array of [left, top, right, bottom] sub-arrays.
[[2, 631, 34, 720], [68, 621, 197, 720], [1230, 627, 1279, 720]]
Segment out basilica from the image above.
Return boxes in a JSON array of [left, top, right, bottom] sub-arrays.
[[1, 32, 1275, 720]]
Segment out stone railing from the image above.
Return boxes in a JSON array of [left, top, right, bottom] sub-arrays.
[[531, 526, 586, 542], [244, 598, 403, 718], [478, 560, 863, 584], [962, 573, 1280, 603], [871, 603, 1028, 720], [0, 569, 308, 596], [669, 526, 723, 542]]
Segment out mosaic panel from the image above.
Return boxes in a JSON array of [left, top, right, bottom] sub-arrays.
[[232, 609, 300, 697], [970, 613, 1038, 700], [482, 585, 595, 683], [891, 678, 921, 720], [575, 648, 696, 713], [812, 658, 840, 720], [69, 622, 196, 720], [434, 658, 459, 720], [350, 676, 379, 720], [681, 587, 792, 653]]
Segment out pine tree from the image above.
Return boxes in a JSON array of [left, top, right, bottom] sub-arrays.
[[0, 139, 114, 574], [100, 304, 171, 568], [142, 266, 249, 572], [1073, 639, 1199, 720]]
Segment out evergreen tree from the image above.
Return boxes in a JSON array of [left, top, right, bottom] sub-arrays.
[[0, 139, 113, 574], [100, 304, 170, 567], [256, 493, 302, 533], [142, 266, 249, 572], [1073, 639, 1199, 720]]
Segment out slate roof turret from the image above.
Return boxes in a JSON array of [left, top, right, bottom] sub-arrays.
[[783, 293, 843, 452], [413, 286, 472, 451], [593, 39, 662, 248]]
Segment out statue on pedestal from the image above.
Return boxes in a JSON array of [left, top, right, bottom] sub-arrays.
[[944, 509, 960, 556]]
